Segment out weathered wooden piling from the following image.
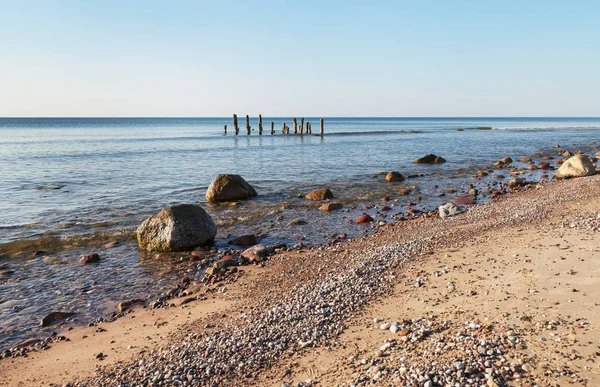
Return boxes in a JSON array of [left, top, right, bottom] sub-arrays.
[[293, 118, 298, 134], [270, 122, 275, 135], [224, 124, 227, 135], [233, 114, 239, 135], [246, 115, 251, 135], [306, 122, 311, 134], [258, 115, 263, 135], [320, 118, 324, 136], [282, 122, 286, 134], [300, 118, 304, 135]]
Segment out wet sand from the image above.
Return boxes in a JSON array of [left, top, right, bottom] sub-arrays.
[[1, 174, 599, 386]]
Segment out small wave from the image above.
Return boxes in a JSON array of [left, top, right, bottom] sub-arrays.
[[325, 130, 425, 136], [0, 230, 135, 259], [490, 126, 600, 131]]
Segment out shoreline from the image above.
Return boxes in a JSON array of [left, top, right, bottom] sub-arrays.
[[0, 143, 598, 352], [1, 174, 599, 386]]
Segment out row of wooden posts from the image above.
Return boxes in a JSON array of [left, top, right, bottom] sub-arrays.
[[225, 115, 324, 136]]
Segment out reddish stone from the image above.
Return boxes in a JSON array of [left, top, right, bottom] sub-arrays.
[[452, 196, 475, 205], [538, 162, 553, 170], [356, 214, 374, 224], [490, 191, 501, 199], [381, 206, 392, 211], [381, 196, 390, 202], [555, 160, 565, 165], [228, 234, 257, 246], [528, 165, 538, 170], [477, 171, 488, 177]]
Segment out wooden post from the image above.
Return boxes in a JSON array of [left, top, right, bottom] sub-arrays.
[[270, 122, 274, 135], [320, 118, 324, 136], [292, 118, 297, 134], [258, 115, 263, 135], [224, 124, 227, 135], [282, 122, 286, 134], [233, 114, 239, 135], [246, 115, 251, 135], [300, 118, 304, 135], [306, 122, 311, 134]]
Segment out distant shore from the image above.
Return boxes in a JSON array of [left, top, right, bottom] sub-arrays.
[[1, 171, 599, 386]]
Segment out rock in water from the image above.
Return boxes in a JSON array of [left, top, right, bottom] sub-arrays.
[[40, 311, 78, 327], [136, 204, 217, 252], [385, 171, 404, 182], [356, 214, 374, 224], [79, 253, 100, 263], [117, 299, 145, 313], [205, 174, 257, 202], [319, 202, 343, 211], [228, 234, 258, 246], [305, 188, 334, 201], [439, 203, 466, 218], [508, 177, 526, 188], [556, 155, 596, 179], [413, 154, 446, 164]]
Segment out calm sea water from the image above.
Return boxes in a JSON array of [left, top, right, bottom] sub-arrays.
[[0, 117, 599, 350], [1, 117, 599, 247]]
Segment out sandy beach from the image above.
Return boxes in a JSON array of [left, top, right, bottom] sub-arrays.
[[1, 173, 599, 386]]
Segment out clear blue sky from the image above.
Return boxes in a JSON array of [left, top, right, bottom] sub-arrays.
[[1, 0, 599, 117]]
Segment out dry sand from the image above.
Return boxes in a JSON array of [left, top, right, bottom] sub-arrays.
[[1, 176, 599, 386]]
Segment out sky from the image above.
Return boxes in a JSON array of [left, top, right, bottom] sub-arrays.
[[1, 0, 599, 117]]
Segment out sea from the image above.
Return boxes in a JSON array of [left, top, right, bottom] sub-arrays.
[[1, 117, 599, 351]]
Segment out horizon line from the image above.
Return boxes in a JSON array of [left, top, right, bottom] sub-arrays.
[[1, 116, 600, 119]]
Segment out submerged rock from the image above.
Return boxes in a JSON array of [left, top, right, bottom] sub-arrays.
[[205, 174, 257, 202], [136, 204, 217, 252], [288, 218, 307, 226], [556, 155, 596, 179], [385, 171, 404, 182], [319, 202, 343, 211], [227, 234, 258, 246], [305, 188, 334, 201], [40, 311, 78, 327], [413, 154, 446, 164], [79, 253, 100, 264], [439, 203, 466, 218], [117, 299, 145, 313]]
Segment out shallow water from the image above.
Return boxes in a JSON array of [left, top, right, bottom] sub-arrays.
[[0, 117, 599, 350]]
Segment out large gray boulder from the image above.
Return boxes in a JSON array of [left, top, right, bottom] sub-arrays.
[[556, 155, 596, 179], [205, 174, 257, 202], [137, 204, 217, 252]]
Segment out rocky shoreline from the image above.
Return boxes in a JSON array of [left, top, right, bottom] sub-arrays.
[[0, 148, 599, 386], [2, 169, 597, 386]]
